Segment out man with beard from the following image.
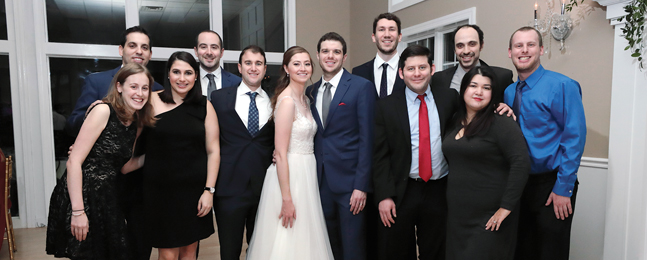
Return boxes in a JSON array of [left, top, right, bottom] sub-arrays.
[[505, 26, 586, 260], [194, 30, 242, 100], [431, 24, 512, 99], [352, 13, 406, 98]]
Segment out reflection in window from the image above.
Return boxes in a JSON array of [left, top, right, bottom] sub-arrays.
[[223, 63, 280, 94], [443, 31, 457, 70], [139, 1, 209, 48], [45, 0, 126, 44], [0, 55, 18, 216], [408, 37, 435, 64], [222, 0, 284, 52], [0, 0, 7, 40]]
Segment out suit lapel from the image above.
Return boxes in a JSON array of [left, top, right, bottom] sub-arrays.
[[226, 86, 251, 136], [309, 81, 325, 134], [326, 70, 351, 129], [393, 89, 412, 146], [367, 58, 376, 84], [430, 87, 449, 137]]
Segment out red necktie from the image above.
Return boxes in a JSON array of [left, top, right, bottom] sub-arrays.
[[417, 94, 432, 182]]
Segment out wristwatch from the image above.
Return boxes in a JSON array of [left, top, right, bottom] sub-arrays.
[[204, 187, 215, 194]]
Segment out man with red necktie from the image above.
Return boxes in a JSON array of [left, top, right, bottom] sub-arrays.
[[372, 45, 458, 260]]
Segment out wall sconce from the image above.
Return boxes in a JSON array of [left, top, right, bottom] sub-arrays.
[[533, 0, 573, 51]]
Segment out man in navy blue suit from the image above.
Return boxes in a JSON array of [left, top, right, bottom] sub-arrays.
[[210, 45, 274, 260], [352, 13, 406, 98], [307, 32, 377, 260], [194, 30, 242, 100], [65, 26, 164, 135]]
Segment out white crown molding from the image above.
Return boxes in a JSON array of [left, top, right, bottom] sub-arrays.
[[595, 0, 630, 6]]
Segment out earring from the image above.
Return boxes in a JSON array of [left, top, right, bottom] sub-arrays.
[[287, 73, 290, 77]]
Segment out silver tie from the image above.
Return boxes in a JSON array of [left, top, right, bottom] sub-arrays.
[[322, 82, 332, 127]]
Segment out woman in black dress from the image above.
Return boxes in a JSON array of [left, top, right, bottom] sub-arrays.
[[124, 51, 219, 260], [442, 66, 530, 260], [46, 63, 156, 259]]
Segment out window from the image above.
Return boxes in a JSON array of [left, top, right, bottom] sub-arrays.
[[401, 7, 475, 71], [46, 0, 126, 44], [5, 0, 295, 228]]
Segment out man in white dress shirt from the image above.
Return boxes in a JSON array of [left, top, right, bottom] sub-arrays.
[[194, 30, 242, 100]]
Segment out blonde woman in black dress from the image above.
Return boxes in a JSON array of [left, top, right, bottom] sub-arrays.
[[442, 66, 530, 260]]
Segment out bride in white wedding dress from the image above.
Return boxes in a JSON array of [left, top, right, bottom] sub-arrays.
[[246, 46, 333, 260]]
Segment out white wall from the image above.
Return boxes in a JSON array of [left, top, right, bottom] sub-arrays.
[[571, 158, 608, 260]]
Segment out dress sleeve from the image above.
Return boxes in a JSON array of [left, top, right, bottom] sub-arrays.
[[493, 115, 530, 211]]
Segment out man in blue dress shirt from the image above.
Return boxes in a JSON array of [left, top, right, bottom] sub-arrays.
[[505, 26, 586, 260]]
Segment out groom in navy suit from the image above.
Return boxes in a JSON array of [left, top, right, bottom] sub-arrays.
[[308, 32, 377, 260]]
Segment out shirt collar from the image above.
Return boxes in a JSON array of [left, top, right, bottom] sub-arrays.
[[374, 52, 400, 71], [320, 69, 344, 89], [236, 81, 268, 99], [404, 84, 432, 104], [201, 66, 221, 80], [518, 64, 545, 90], [458, 60, 482, 73]]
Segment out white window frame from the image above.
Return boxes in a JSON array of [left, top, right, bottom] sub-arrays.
[[5, 0, 295, 228], [400, 7, 476, 71]]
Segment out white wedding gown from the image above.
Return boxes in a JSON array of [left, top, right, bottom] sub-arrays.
[[246, 96, 334, 260]]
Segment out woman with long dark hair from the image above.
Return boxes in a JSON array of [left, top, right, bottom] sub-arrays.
[[246, 46, 333, 260], [47, 63, 156, 259], [124, 51, 219, 260], [442, 66, 530, 260]]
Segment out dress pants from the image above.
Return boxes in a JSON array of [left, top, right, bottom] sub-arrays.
[[117, 169, 152, 260], [377, 177, 447, 260], [514, 171, 579, 260], [320, 171, 366, 260], [214, 187, 260, 260]]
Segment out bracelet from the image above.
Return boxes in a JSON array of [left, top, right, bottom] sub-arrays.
[[72, 209, 85, 212], [72, 211, 85, 217]]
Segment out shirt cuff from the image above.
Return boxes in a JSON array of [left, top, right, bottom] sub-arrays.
[[552, 182, 575, 197]]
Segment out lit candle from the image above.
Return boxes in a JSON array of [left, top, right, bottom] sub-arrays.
[[534, 2, 538, 19], [561, 0, 566, 15]]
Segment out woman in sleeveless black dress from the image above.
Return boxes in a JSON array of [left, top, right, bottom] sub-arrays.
[[124, 51, 219, 259], [46, 63, 156, 260], [442, 66, 530, 260]]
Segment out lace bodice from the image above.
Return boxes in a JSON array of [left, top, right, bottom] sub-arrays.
[[275, 96, 317, 154]]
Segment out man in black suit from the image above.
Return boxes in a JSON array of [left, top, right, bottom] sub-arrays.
[[210, 45, 274, 260], [373, 45, 458, 260], [352, 13, 406, 98], [431, 24, 513, 97]]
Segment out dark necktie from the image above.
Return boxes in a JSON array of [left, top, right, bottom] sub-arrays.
[[246, 92, 259, 136], [512, 81, 526, 121], [380, 63, 389, 98], [206, 74, 217, 101], [322, 82, 332, 127], [417, 94, 432, 182]]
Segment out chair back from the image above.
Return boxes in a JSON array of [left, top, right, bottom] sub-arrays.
[[4, 156, 12, 210]]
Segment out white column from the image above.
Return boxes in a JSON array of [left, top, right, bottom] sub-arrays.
[[596, 1, 647, 259]]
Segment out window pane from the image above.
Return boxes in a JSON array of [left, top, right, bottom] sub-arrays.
[[46, 0, 126, 44], [428, 37, 435, 65], [0, 55, 18, 216], [223, 63, 280, 93], [139, 1, 209, 48], [443, 31, 455, 65], [0, 0, 7, 40], [222, 0, 284, 52]]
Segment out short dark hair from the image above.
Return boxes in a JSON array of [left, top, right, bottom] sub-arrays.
[[373, 13, 401, 34], [455, 66, 502, 138], [452, 24, 484, 46], [317, 32, 347, 55], [509, 26, 543, 49], [159, 51, 203, 105], [195, 30, 223, 49], [120, 26, 151, 49], [399, 45, 433, 70], [239, 45, 266, 64]]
